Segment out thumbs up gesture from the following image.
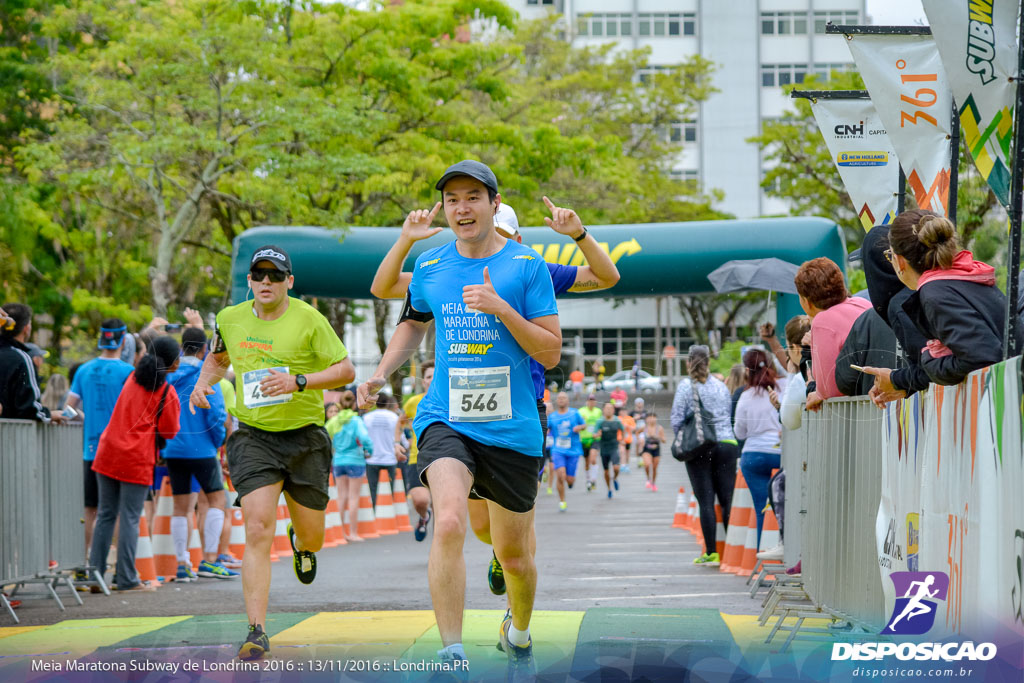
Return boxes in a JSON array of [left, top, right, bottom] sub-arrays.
[[462, 266, 509, 317]]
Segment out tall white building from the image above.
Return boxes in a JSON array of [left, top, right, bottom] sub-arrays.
[[506, 0, 866, 219]]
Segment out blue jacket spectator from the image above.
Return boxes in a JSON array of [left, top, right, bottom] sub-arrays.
[[328, 408, 373, 467], [164, 355, 226, 458]]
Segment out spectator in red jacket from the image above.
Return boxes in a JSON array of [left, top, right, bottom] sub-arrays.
[[89, 336, 181, 591]]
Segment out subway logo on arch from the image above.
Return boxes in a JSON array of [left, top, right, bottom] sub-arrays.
[[965, 0, 996, 85]]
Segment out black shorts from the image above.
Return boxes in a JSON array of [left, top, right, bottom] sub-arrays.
[[164, 457, 224, 495], [84, 460, 99, 508], [416, 422, 538, 514], [643, 445, 661, 459], [600, 448, 621, 470], [402, 461, 424, 491], [226, 423, 332, 511]]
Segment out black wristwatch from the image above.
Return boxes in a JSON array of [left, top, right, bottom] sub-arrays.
[[295, 374, 307, 392], [572, 227, 588, 242]]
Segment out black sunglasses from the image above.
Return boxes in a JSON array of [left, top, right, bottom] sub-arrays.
[[250, 267, 288, 283]]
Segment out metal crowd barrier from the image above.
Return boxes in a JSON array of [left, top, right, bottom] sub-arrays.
[[0, 419, 85, 620], [795, 397, 885, 631]]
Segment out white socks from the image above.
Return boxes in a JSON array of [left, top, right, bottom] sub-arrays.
[[508, 624, 530, 647], [171, 516, 188, 563], [203, 508, 224, 554]]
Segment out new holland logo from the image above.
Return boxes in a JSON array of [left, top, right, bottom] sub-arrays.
[[837, 151, 889, 167], [420, 258, 441, 269], [965, 0, 997, 85]]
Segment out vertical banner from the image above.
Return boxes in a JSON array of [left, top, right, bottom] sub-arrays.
[[810, 98, 901, 230], [923, 0, 1018, 205], [847, 34, 953, 215]]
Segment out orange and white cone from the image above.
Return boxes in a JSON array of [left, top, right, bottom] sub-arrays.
[[686, 496, 700, 534], [392, 468, 413, 533], [324, 474, 346, 547], [356, 477, 380, 540], [736, 514, 760, 576], [672, 488, 688, 529], [374, 471, 399, 536], [714, 503, 727, 557], [151, 477, 178, 579], [757, 506, 782, 558], [228, 507, 248, 560], [272, 494, 292, 557], [720, 470, 752, 573], [134, 515, 160, 586], [188, 514, 203, 570]]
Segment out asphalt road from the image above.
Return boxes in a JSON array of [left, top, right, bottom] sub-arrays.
[[7, 456, 762, 627]]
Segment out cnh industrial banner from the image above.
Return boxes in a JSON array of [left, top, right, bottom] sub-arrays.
[[923, 0, 1017, 205], [879, 355, 1023, 642], [810, 97, 900, 231], [846, 33, 953, 216]]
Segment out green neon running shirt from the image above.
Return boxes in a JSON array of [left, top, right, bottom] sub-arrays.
[[215, 298, 347, 432]]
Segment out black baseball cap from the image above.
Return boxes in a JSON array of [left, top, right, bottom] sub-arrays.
[[250, 245, 292, 273], [435, 160, 498, 194], [848, 248, 862, 263]]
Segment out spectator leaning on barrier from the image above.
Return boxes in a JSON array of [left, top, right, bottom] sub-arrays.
[[779, 316, 811, 432], [794, 257, 873, 411], [164, 328, 236, 580], [0, 302, 60, 423], [327, 390, 374, 542], [671, 344, 739, 567], [90, 335, 181, 592], [65, 319, 135, 570], [733, 348, 785, 549], [361, 392, 407, 509], [862, 210, 1024, 397]]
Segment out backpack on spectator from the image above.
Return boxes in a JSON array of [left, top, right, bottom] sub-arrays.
[[671, 380, 717, 462]]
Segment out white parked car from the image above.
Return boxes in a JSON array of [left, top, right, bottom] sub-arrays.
[[585, 370, 664, 394]]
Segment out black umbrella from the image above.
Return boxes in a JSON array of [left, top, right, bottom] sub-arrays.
[[707, 258, 800, 295]]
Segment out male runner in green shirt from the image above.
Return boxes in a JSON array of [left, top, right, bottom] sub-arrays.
[[190, 245, 354, 660]]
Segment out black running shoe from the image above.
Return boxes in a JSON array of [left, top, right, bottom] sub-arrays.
[[238, 623, 270, 661], [287, 522, 317, 585], [487, 551, 506, 595]]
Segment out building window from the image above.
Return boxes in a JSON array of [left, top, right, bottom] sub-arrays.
[[760, 11, 808, 35], [812, 62, 855, 80], [669, 168, 699, 187], [760, 63, 811, 88], [527, 0, 555, 5], [636, 65, 672, 85], [664, 119, 698, 144], [578, 12, 695, 39], [814, 10, 860, 33]]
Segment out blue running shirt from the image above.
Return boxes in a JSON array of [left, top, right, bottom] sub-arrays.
[[69, 357, 135, 461], [531, 263, 577, 399], [409, 240, 558, 457], [547, 408, 584, 457]]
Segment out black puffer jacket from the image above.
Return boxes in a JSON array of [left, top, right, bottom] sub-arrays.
[[834, 307, 899, 396], [902, 278, 1022, 386], [860, 225, 930, 395], [0, 337, 50, 421]]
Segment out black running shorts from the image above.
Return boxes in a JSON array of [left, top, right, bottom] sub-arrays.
[[416, 422, 538, 514], [83, 460, 99, 508], [164, 457, 224, 496], [226, 423, 332, 511]]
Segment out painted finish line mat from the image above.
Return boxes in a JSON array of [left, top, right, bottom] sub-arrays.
[[0, 609, 833, 681]]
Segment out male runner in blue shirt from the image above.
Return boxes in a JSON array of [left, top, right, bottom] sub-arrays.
[[358, 161, 564, 680]]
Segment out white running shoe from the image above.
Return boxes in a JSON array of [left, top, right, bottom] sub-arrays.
[[756, 544, 785, 561]]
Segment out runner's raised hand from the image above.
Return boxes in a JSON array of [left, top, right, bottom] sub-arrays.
[[402, 202, 444, 242]]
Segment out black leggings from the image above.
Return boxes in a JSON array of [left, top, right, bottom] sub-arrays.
[[684, 442, 739, 555]]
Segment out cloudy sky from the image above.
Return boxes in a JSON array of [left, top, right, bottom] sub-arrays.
[[865, 0, 927, 25]]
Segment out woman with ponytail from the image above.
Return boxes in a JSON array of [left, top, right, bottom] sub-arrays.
[[670, 345, 739, 567], [90, 335, 182, 591], [862, 210, 1023, 392], [734, 348, 786, 548]]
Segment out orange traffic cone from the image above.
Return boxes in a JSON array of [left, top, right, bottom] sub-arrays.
[[356, 477, 380, 539], [228, 507, 247, 560], [672, 488, 688, 529], [134, 515, 160, 586], [392, 468, 413, 533], [714, 503, 726, 557], [374, 471, 399, 536], [324, 474, 346, 547], [272, 494, 292, 557], [720, 470, 752, 574], [758, 506, 781, 555], [686, 496, 700, 533], [151, 477, 178, 579], [188, 513, 203, 570], [736, 514, 760, 576]]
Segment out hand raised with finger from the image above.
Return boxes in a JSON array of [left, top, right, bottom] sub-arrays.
[[402, 202, 443, 242], [542, 196, 584, 236]]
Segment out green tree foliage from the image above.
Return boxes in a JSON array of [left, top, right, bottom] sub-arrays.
[[8, 0, 724, 366]]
